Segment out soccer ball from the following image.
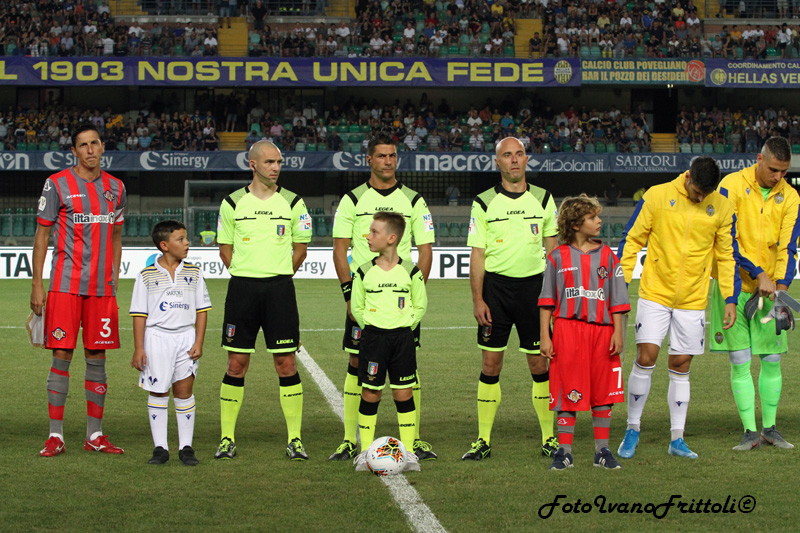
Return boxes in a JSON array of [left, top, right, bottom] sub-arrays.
[[366, 436, 407, 476]]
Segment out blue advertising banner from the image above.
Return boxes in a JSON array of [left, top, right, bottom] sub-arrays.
[[704, 59, 800, 88], [0, 57, 580, 87], [0, 150, 757, 173], [581, 58, 706, 85]]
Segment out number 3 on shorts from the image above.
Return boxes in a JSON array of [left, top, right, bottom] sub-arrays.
[[100, 317, 112, 338]]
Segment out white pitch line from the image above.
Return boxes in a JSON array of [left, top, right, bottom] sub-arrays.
[[295, 345, 447, 533]]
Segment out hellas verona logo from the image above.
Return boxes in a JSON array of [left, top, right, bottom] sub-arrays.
[[553, 60, 574, 84]]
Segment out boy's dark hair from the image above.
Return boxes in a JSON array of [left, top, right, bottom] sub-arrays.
[[152, 219, 186, 249], [689, 156, 722, 193], [762, 136, 791, 162], [71, 123, 102, 148], [557, 193, 602, 244], [373, 211, 406, 243], [367, 133, 397, 155]]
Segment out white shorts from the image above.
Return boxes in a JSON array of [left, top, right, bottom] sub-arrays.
[[635, 298, 706, 356], [138, 328, 198, 393]]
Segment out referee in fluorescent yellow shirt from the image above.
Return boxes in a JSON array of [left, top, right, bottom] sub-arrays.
[[462, 136, 559, 461], [214, 140, 313, 461]]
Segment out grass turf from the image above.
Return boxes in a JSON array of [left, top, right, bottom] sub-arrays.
[[1, 278, 798, 531]]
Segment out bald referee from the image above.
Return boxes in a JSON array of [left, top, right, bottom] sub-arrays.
[[215, 140, 312, 461], [462, 137, 558, 461]]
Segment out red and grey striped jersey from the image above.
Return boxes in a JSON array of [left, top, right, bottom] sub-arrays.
[[36, 168, 126, 296], [538, 242, 630, 325]]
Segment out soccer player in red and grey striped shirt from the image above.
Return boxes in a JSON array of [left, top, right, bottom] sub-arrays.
[[538, 194, 630, 470], [31, 123, 127, 457]]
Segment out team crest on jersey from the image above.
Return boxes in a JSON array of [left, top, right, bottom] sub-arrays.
[[51, 327, 66, 340], [368, 361, 379, 376], [745, 187, 751, 195], [103, 190, 115, 202], [567, 389, 583, 403], [531, 223, 539, 235], [669, 199, 676, 207], [597, 266, 608, 279], [351, 326, 362, 341], [776, 192, 784, 204], [398, 297, 405, 309], [706, 204, 715, 216], [226, 324, 236, 338], [714, 331, 724, 344], [277, 225, 286, 236]]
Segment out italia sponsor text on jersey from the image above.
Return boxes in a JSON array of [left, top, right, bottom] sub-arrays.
[[565, 286, 605, 301]]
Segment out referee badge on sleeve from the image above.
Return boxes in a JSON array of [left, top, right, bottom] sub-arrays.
[[299, 213, 312, 231]]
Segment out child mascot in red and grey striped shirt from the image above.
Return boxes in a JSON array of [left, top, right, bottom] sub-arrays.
[[538, 194, 630, 471]]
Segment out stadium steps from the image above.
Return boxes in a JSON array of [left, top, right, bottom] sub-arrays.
[[327, 0, 355, 18], [515, 19, 542, 58], [109, 0, 146, 16], [218, 19, 249, 57], [651, 133, 678, 153], [219, 132, 247, 151]]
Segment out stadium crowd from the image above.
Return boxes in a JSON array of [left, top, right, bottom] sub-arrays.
[[0, 0, 219, 57], [676, 105, 800, 153], [244, 97, 652, 153], [2, 0, 799, 60], [0, 104, 222, 151], [533, 0, 800, 60], [248, 13, 519, 57]]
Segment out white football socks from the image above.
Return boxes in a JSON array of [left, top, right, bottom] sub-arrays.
[[147, 395, 169, 449], [668, 370, 690, 441], [626, 362, 655, 431]]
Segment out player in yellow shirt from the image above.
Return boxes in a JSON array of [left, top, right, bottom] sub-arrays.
[[711, 136, 800, 451], [617, 156, 738, 460]]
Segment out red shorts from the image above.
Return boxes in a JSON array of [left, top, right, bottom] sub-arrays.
[[44, 292, 120, 351], [549, 318, 623, 412]]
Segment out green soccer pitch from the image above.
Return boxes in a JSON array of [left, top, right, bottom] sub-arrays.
[[1, 278, 798, 531]]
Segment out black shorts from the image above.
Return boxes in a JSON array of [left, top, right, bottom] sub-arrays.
[[222, 275, 299, 353], [477, 271, 543, 354], [358, 326, 417, 391], [343, 313, 421, 353]]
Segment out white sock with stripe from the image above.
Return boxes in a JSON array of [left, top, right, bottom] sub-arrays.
[[174, 395, 196, 449], [147, 395, 169, 449]]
